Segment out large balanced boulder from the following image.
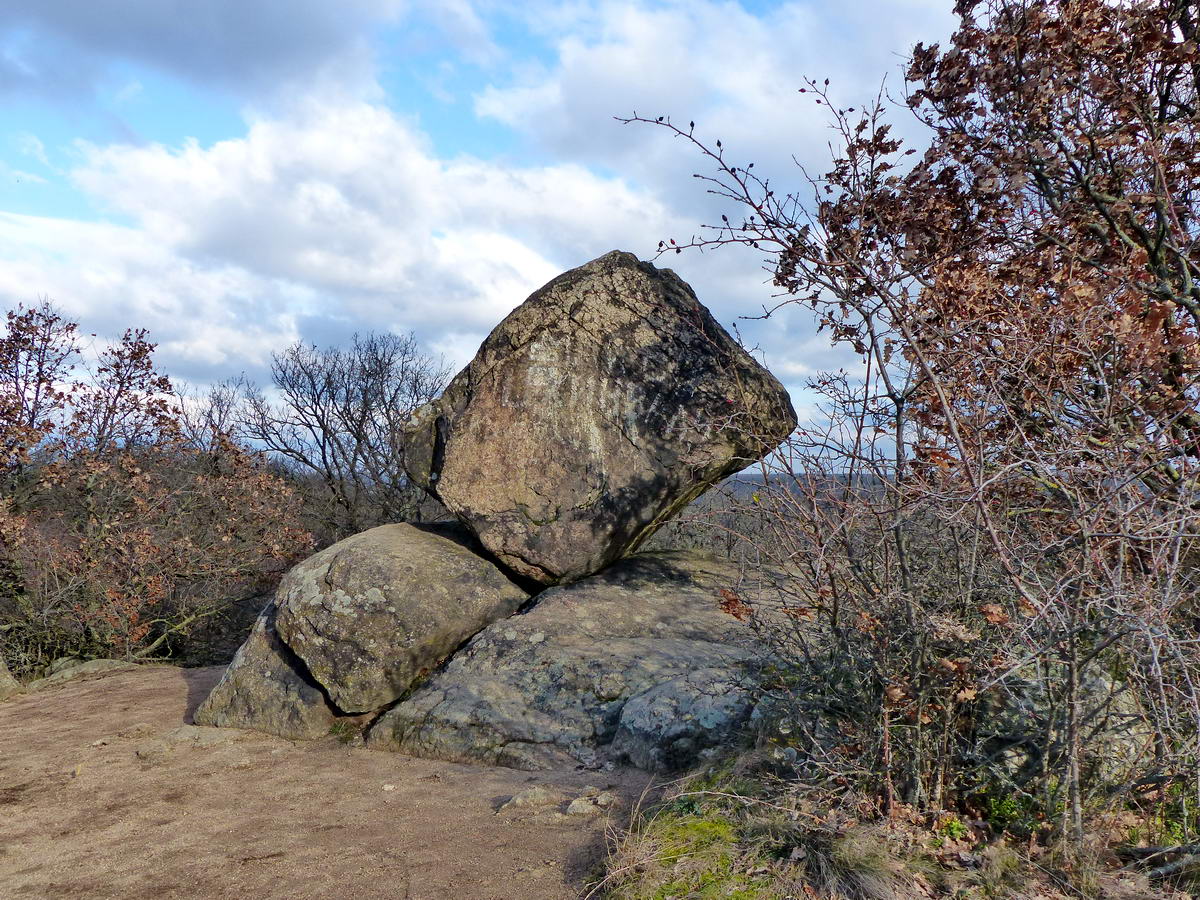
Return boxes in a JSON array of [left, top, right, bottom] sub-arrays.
[[366, 551, 768, 771], [193, 602, 338, 741], [274, 522, 530, 714], [402, 250, 797, 584]]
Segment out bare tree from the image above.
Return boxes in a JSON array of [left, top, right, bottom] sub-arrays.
[[177, 379, 246, 454], [240, 331, 450, 541]]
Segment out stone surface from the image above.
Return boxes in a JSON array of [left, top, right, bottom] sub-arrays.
[[403, 250, 797, 584], [366, 551, 766, 771], [610, 668, 755, 772], [193, 602, 338, 741], [496, 786, 571, 815], [274, 522, 530, 714], [0, 656, 20, 701], [977, 673, 1153, 787], [26, 659, 140, 692], [565, 796, 605, 818], [494, 785, 618, 824]]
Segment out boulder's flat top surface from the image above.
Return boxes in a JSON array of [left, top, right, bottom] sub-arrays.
[[0, 665, 654, 899]]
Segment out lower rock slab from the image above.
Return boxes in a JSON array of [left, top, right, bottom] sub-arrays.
[[367, 551, 767, 772]]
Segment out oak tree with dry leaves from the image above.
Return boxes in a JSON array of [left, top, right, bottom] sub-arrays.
[[0, 302, 312, 670], [628, 0, 1200, 864]]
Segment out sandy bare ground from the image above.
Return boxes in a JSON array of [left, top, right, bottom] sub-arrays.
[[0, 665, 657, 899]]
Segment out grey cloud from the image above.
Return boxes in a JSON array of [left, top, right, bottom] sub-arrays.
[[0, 0, 403, 102]]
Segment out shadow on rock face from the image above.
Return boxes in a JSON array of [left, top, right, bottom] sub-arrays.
[[192, 601, 339, 741]]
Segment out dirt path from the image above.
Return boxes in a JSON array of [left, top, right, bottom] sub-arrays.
[[0, 665, 657, 899]]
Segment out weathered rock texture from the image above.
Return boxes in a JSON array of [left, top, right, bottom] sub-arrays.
[[27, 659, 139, 692], [274, 522, 530, 714], [366, 551, 765, 771], [193, 602, 338, 741], [403, 250, 797, 584], [611, 668, 755, 772], [0, 657, 20, 701], [977, 673, 1153, 786]]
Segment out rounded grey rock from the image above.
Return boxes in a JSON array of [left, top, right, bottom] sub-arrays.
[[367, 550, 768, 771], [274, 522, 530, 714], [193, 601, 337, 741]]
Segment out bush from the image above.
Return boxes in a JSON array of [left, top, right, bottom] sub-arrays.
[[0, 302, 312, 675], [626, 0, 1200, 873]]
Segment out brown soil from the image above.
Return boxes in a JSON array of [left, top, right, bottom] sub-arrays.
[[0, 665, 658, 899]]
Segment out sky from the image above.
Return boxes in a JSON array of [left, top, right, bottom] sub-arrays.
[[0, 0, 957, 409]]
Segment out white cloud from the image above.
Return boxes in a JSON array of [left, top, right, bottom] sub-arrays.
[[0, 99, 703, 382], [416, 0, 502, 65], [66, 101, 687, 340], [0, 212, 303, 381], [0, 0, 957, 401], [15, 133, 51, 168], [475, 0, 956, 215], [3, 107, 861, 399]]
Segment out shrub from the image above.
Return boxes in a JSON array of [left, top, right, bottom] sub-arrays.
[[625, 0, 1200, 878], [0, 302, 312, 674]]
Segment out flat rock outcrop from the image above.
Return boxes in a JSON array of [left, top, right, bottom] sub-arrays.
[[610, 668, 756, 772], [402, 250, 797, 584], [193, 602, 338, 740], [366, 551, 766, 772], [274, 522, 530, 714], [26, 659, 140, 691]]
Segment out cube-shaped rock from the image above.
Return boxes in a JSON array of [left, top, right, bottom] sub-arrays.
[[402, 250, 796, 584]]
